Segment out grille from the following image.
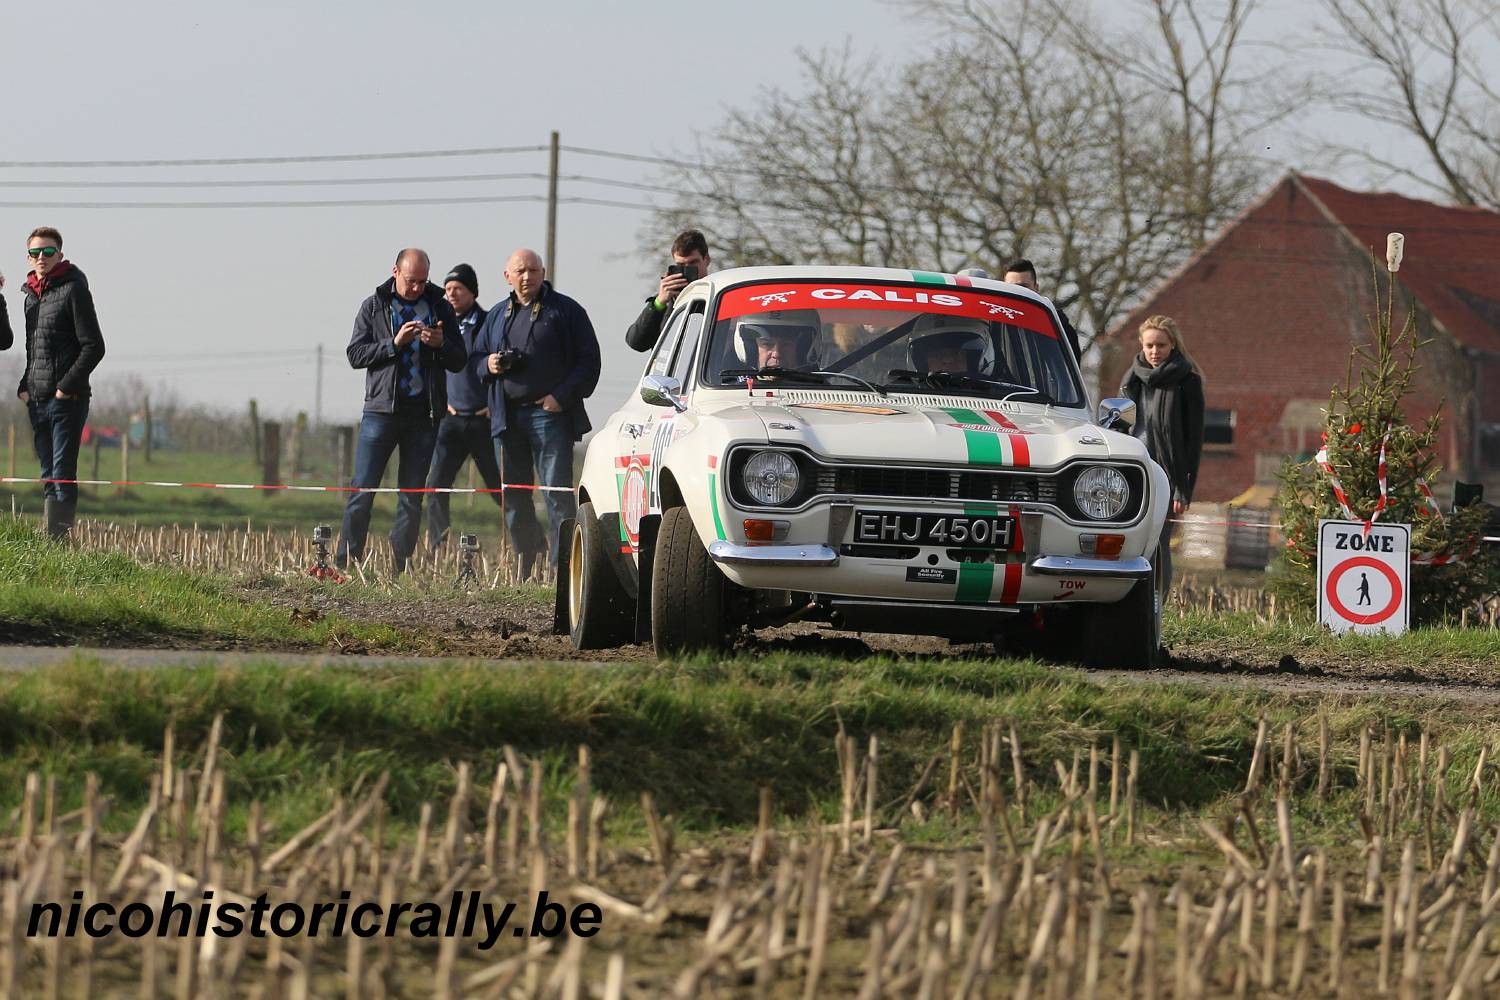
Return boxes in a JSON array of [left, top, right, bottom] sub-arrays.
[[814, 466, 1059, 504]]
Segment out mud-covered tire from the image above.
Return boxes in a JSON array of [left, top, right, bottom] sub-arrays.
[[567, 502, 634, 650], [1076, 568, 1161, 669], [651, 506, 727, 656]]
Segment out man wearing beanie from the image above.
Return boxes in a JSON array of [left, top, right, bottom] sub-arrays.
[[424, 263, 504, 548]]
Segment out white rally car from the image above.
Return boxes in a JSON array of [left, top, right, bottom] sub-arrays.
[[555, 266, 1169, 667]]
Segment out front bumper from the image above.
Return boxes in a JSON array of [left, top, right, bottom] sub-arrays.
[[707, 541, 840, 567], [1027, 555, 1152, 580]]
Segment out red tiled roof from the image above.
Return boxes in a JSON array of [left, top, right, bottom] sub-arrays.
[[1296, 175, 1500, 354]]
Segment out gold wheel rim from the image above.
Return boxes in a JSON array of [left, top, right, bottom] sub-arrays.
[[568, 524, 585, 632]]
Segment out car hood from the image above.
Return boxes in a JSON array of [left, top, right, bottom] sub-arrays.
[[697, 390, 1137, 469]]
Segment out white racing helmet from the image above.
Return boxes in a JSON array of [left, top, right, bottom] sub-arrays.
[[733, 310, 821, 367], [906, 314, 996, 375]]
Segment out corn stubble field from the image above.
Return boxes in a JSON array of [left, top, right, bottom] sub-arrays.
[[7, 714, 1500, 998]]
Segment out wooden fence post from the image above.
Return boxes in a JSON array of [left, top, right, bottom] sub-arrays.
[[6, 423, 13, 479], [288, 411, 308, 478], [142, 394, 153, 464], [92, 437, 102, 496], [117, 434, 130, 497], [262, 422, 282, 488], [249, 399, 262, 464]]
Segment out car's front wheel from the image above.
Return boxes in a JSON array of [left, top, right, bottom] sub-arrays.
[[1075, 565, 1162, 669], [651, 506, 727, 656], [568, 502, 635, 650]]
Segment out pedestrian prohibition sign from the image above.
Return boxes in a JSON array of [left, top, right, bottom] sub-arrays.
[[1317, 519, 1410, 636]]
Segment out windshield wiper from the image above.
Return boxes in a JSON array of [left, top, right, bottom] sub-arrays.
[[721, 367, 887, 396], [882, 369, 1053, 404]]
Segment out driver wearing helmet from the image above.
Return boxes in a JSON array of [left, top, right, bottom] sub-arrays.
[[906, 315, 998, 377], [733, 310, 820, 370]]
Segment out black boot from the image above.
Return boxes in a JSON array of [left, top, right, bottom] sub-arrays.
[[43, 498, 75, 540]]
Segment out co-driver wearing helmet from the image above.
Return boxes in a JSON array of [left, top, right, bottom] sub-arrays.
[[732, 310, 820, 371]]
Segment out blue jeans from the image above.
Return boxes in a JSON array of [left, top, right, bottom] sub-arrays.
[[337, 406, 438, 568], [425, 412, 503, 548], [497, 405, 576, 568], [28, 394, 90, 503]]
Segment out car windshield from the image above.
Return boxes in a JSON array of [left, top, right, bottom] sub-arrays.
[[703, 280, 1083, 407]]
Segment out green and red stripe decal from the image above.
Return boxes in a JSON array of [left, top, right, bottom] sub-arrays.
[[939, 407, 1031, 467]]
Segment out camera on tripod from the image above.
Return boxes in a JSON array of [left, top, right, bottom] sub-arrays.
[[312, 525, 333, 545], [459, 533, 479, 552]]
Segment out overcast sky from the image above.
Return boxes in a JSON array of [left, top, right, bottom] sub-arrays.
[[0, 0, 1472, 429]]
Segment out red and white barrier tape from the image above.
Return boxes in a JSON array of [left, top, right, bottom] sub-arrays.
[[0, 476, 573, 494], [4, 476, 1495, 543]]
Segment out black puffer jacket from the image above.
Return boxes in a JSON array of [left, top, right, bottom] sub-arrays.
[[1119, 351, 1204, 506], [18, 264, 105, 399], [0, 292, 13, 352]]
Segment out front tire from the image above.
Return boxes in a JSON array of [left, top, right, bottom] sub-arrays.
[[568, 502, 634, 650], [651, 506, 727, 656], [1076, 566, 1162, 668]]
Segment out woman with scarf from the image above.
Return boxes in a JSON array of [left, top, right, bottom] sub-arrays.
[[1119, 314, 1204, 601]]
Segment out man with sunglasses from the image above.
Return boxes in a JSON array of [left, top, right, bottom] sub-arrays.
[[16, 227, 105, 540]]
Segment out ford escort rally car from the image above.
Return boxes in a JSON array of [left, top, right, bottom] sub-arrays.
[[555, 266, 1170, 667]]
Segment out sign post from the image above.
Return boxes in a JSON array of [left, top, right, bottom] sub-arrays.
[[1317, 519, 1410, 636]]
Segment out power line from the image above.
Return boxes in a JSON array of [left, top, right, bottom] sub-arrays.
[[0, 145, 549, 169], [0, 195, 549, 209], [0, 172, 548, 189]]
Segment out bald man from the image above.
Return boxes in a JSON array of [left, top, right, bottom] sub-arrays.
[[338, 247, 467, 572], [472, 249, 601, 575]]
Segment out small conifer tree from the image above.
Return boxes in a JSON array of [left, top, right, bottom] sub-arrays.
[[1274, 235, 1499, 625]]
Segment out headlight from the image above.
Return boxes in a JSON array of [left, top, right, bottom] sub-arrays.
[[1073, 466, 1129, 520], [742, 451, 801, 505]]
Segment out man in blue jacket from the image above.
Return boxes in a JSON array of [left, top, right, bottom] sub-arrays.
[[338, 248, 467, 572], [474, 248, 600, 574], [424, 263, 503, 549]]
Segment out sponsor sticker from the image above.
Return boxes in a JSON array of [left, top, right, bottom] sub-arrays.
[[906, 566, 957, 584]]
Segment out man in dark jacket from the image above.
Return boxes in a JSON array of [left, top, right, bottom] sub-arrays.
[[625, 229, 710, 352], [338, 248, 467, 572], [17, 227, 105, 539], [423, 262, 504, 549], [474, 248, 601, 573], [1003, 258, 1083, 362], [0, 271, 13, 352]]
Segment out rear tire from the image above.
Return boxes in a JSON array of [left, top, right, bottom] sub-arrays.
[[568, 502, 634, 650], [1076, 566, 1162, 669], [651, 506, 727, 656]]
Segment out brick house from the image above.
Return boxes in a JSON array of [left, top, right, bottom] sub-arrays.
[[1098, 173, 1500, 504]]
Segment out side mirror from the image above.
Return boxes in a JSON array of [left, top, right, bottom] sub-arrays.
[[641, 375, 687, 412], [1097, 397, 1136, 432]]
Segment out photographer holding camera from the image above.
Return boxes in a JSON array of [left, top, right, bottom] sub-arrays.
[[625, 229, 710, 352], [474, 248, 600, 575], [337, 248, 467, 573]]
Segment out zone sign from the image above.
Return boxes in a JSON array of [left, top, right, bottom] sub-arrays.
[[1316, 519, 1410, 636]]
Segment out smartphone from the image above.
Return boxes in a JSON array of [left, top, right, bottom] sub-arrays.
[[666, 264, 700, 282]]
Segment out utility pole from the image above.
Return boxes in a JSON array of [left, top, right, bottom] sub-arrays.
[[546, 130, 560, 285], [314, 343, 324, 428]]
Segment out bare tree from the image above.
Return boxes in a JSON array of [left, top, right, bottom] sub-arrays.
[[1316, 0, 1500, 208], [643, 0, 1275, 363]]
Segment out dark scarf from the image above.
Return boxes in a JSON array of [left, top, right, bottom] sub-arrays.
[[25, 259, 72, 297], [1128, 350, 1193, 486]]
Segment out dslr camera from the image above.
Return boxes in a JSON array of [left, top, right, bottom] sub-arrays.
[[495, 348, 527, 374]]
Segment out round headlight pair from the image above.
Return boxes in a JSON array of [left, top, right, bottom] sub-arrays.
[[742, 451, 801, 505], [1073, 466, 1130, 520]]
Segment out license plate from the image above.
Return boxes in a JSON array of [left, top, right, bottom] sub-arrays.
[[853, 510, 1014, 549]]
